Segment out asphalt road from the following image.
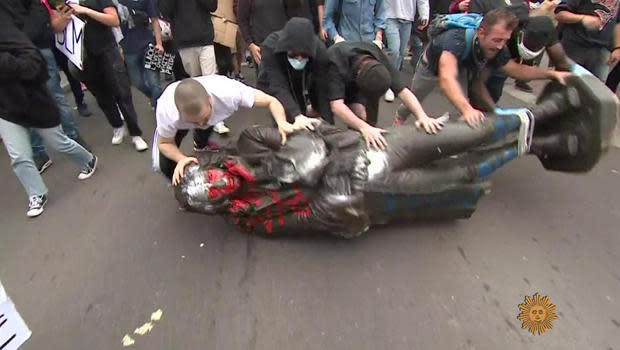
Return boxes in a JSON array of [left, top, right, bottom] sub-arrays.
[[1, 71, 619, 350]]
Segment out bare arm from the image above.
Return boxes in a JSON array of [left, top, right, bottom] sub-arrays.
[[500, 59, 557, 81], [330, 99, 369, 131], [151, 17, 163, 48], [437, 51, 473, 115], [157, 135, 187, 163], [70, 5, 120, 27]]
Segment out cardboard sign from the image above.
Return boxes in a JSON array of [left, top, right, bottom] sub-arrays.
[[0, 282, 31, 350], [55, 15, 85, 70]]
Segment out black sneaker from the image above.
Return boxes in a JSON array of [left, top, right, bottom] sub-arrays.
[[515, 80, 534, 93], [78, 155, 98, 180], [27, 194, 47, 217], [77, 103, 92, 117], [34, 153, 53, 174]]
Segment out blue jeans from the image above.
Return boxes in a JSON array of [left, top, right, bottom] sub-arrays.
[[385, 18, 413, 71], [30, 48, 79, 157], [0, 118, 93, 198], [125, 51, 162, 108]]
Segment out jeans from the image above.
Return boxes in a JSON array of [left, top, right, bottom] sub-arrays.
[[125, 50, 162, 108], [79, 44, 143, 136], [385, 18, 413, 71], [30, 48, 80, 157], [0, 118, 93, 198]]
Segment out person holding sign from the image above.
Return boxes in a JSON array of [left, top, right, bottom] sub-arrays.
[[0, 14, 99, 217], [57, 0, 149, 151]]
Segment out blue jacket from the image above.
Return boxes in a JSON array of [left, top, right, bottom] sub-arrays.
[[322, 0, 386, 42]]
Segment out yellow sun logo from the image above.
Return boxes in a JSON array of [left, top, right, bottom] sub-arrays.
[[517, 293, 558, 335]]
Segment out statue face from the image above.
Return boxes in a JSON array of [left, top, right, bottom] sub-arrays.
[[529, 306, 546, 322], [205, 168, 241, 200]]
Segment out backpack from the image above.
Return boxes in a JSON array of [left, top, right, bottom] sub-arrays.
[[427, 13, 483, 61]]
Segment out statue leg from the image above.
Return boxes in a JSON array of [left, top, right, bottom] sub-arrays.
[[364, 146, 519, 222]]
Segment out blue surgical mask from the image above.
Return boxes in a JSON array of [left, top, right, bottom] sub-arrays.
[[287, 57, 309, 70]]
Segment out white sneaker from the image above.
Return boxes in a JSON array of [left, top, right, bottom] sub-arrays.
[[384, 89, 395, 102], [213, 121, 230, 134], [112, 127, 125, 145], [132, 136, 149, 152]]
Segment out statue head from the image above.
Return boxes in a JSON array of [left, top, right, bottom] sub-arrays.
[[175, 163, 243, 214]]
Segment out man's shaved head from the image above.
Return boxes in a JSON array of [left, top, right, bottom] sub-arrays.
[[174, 78, 211, 125]]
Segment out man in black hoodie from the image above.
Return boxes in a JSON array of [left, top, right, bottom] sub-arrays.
[[159, 0, 218, 77], [0, 10, 98, 217], [257, 18, 332, 124]]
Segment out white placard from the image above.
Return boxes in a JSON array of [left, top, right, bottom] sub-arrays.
[[0, 282, 31, 350], [55, 15, 85, 70]]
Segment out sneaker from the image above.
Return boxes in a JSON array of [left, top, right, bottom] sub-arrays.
[[77, 103, 92, 117], [132, 136, 149, 152], [384, 88, 395, 102], [392, 116, 405, 127], [78, 155, 98, 180], [34, 153, 53, 174], [213, 122, 230, 134], [112, 127, 125, 145], [193, 140, 221, 152], [27, 194, 47, 217], [515, 80, 534, 93]]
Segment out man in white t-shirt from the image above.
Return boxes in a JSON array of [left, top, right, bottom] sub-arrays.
[[153, 75, 319, 185]]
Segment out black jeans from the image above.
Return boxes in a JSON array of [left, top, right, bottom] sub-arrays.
[[159, 127, 213, 180], [54, 46, 84, 106], [79, 45, 143, 136]]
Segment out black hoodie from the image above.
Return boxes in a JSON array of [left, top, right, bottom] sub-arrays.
[[257, 18, 331, 123], [0, 10, 60, 128]]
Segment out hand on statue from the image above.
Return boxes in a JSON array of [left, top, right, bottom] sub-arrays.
[[277, 121, 295, 145], [361, 124, 388, 150], [549, 70, 572, 84], [293, 115, 321, 131], [415, 115, 444, 134], [172, 157, 198, 186], [460, 108, 485, 128]]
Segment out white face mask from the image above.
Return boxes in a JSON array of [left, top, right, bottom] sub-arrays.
[[517, 32, 545, 61], [287, 57, 309, 70]]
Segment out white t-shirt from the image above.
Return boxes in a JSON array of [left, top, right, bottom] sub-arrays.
[[155, 75, 255, 139]]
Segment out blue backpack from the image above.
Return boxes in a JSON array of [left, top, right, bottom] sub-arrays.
[[427, 13, 483, 61]]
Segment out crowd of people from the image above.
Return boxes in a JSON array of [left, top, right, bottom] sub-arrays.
[[1, 0, 618, 218]]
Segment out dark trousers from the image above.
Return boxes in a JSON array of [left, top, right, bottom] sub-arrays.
[[606, 63, 620, 92], [54, 46, 85, 106], [79, 46, 142, 136], [159, 127, 213, 180]]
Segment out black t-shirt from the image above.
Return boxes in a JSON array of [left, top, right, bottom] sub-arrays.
[[81, 0, 117, 54], [425, 28, 512, 75], [556, 0, 620, 49]]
